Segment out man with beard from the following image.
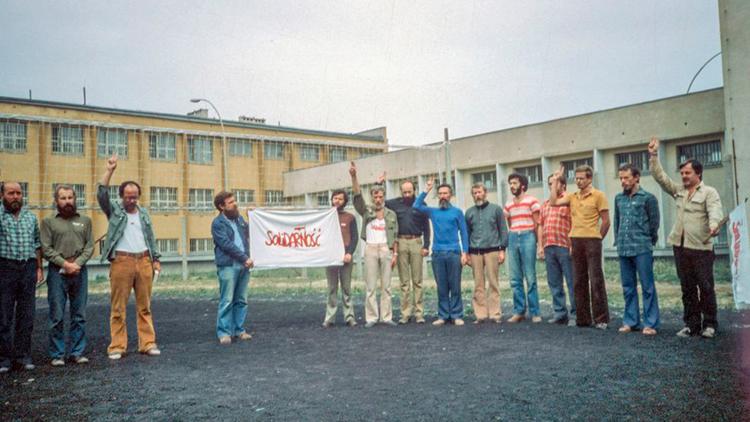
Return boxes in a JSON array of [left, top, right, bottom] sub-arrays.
[[40, 185, 94, 366], [649, 137, 723, 338], [211, 191, 254, 344], [613, 164, 660, 336], [503, 173, 543, 323], [465, 183, 508, 324], [539, 173, 576, 326], [549, 164, 611, 330], [0, 181, 44, 373], [322, 189, 359, 327], [376, 174, 431, 324], [98, 155, 162, 359], [350, 162, 399, 328], [414, 179, 470, 326]]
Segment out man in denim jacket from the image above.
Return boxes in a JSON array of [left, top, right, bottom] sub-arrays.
[[211, 191, 253, 345]]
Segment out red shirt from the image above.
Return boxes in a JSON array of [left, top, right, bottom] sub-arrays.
[[540, 198, 571, 248], [504, 195, 540, 232]]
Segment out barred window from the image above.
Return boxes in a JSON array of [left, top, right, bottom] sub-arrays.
[[189, 188, 214, 211], [233, 189, 255, 206], [471, 171, 498, 192], [97, 128, 128, 158], [265, 190, 284, 205], [677, 140, 722, 167], [329, 147, 346, 163], [229, 139, 253, 157], [52, 183, 86, 208], [0, 122, 27, 152], [157, 239, 179, 256], [299, 145, 320, 162], [358, 149, 379, 158], [51, 126, 84, 155], [264, 141, 285, 160], [188, 136, 213, 163], [615, 150, 650, 175], [561, 158, 593, 181], [316, 192, 329, 206], [149, 133, 176, 161], [150, 187, 178, 210], [19, 182, 29, 205], [189, 238, 214, 254], [513, 165, 543, 186], [108, 185, 120, 201]]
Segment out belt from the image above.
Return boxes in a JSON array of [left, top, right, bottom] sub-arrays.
[[398, 235, 421, 240], [115, 251, 150, 259], [0, 257, 32, 265]]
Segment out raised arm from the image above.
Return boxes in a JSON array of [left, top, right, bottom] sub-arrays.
[[97, 155, 118, 217], [648, 137, 680, 197], [549, 165, 571, 206], [413, 178, 434, 214], [350, 161, 367, 216]]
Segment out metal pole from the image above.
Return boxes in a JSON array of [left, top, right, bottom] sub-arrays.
[[181, 215, 189, 281], [444, 128, 451, 185]]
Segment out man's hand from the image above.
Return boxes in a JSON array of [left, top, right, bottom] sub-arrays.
[[425, 178, 434, 193], [244, 258, 254, 269], [461, 253, 469, 266], [390, 253, 398, 269], [420, 248, 429, 257], [550, 165, 564, 183], [648, 137, 659, 156], [536, 246, 544, 260], [343, 253, 352, 264], [709, 226, 720, 237], [106, 154, 118, 172], [498, 250, 506, 264], [376, 172, 386, 185], [153, 260, 161, 273], [349, 161, 357, 178], [36, 268, 44, 286], [62, 261, 81, 275]]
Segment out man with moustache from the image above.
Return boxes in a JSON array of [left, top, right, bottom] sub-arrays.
[[322, 189, 359, 328], [0, 181, 44, 373], [350, 162, 399, 328], [41, 185, 94, 366], [539, 174, 576, 326], [211, 191, 254, 344], [465, 183, 508, 323], [376, 174, 431, 324], [98, 155, 162, 359], [414, 179, 470, 326], [549, 164, 611, 330], [649, 137, 723, 338], [503, 173, 543, 323]]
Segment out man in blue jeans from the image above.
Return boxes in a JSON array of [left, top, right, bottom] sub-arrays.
[[614, 163, 660, 336], [211, 191, 253, 345], [414, 179, 469, 326], [40, 185, 94, 366]]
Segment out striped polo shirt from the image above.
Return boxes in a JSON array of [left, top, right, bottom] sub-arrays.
[[504, 195, 541, 232]]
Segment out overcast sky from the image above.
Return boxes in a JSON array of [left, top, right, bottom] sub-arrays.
[[0, 0, 723, 147]]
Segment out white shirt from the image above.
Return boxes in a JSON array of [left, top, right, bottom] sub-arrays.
[[115, 211, 148, 253], [365, 218, 388, 244]]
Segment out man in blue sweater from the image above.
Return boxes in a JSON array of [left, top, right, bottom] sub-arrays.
[[414, 179, 470, 326]]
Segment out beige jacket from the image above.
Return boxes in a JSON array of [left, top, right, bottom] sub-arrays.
[[649, 156, 723, 251]]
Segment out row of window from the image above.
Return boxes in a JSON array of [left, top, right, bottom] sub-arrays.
[[156, 238, 213, 255], [0, 122, 361, 163]]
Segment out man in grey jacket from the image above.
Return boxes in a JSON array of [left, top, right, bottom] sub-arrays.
[[465, 183, 508, 323]]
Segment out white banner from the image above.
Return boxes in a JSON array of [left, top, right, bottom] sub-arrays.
[[730, 202, 750, 309], [248, 207, 345, 269]]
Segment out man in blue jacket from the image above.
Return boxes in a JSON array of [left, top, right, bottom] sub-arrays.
[[211, 191, 253, 345], [414, 179, 470, 326]]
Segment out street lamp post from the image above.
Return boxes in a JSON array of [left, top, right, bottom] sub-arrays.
[[190, 98, 229, 191]]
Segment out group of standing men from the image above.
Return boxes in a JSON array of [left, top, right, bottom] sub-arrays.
[[324, 137, 724, 340]]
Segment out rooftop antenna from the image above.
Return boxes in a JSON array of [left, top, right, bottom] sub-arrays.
[[83, 86, 87, 105], [28, 89, 32, 100]]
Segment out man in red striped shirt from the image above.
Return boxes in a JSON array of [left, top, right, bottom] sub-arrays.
[[503, 173, 542, 323]]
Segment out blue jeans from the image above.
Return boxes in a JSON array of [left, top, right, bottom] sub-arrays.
[[507, 231, 540, 316], [0, 258, 37, 368], [47, 264, 88, 359], [216, 263, 250, 338], [544, 246, 575, 321], [619, 252, 660, 329], [431, 250, 463, 320]]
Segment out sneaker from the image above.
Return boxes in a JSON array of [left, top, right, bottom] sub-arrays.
[[219, 336, 232, 345], [23, 362, 35, 371], [642, 327, 657, 336], [676, 327, 693, 338], [454, 319, 465, 326], [236, 332, 252, 341], [415, 317, 426, 324], [382, 320, 397, 327], [51, 358, 65, 367], [74, 356, 89, 364], [701, 327, 716, 339], [618, 325, 633, 333], [346, 320, 358, 327], [0, 366, 9, 374], [398, 318, 409, 325], [145, 348, 161, 356], [531, 316, 542, 323], [507, 314, 525, 323], [567, 320, 577, 327], [321, 321, 333, 328], [432, 319, 446, 327], [595, 323, 608, 330], [364, 321, 376, 328], [108, 353, 122, 360]]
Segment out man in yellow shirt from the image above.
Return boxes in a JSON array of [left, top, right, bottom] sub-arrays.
[[549, 164, 610, 330]]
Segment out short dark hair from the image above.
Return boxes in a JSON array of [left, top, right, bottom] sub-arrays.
[[437, 183, 453, 194], [547, 173, 567, 186], [213, 191, 234, 211], [574, 165, 594, 179], [330, 189, 349, 207], [618, 163, 641, 178], [54, 184, 76, 200], [679, 158, 703, 180], [507, 173, 529, 192], [118, 181, 142, 198]]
